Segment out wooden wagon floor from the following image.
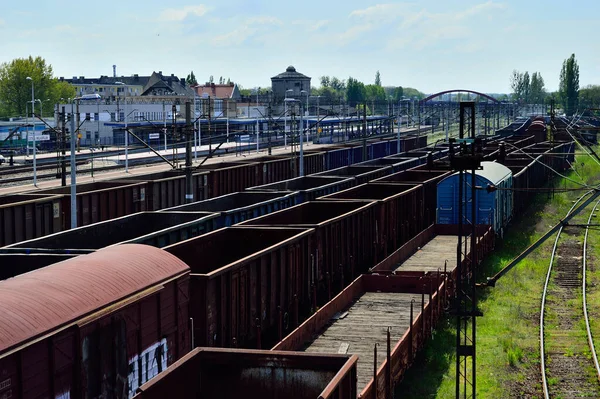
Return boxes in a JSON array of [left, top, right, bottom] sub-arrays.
[[395, 235, 470, 274], [303, 292, 427, 391]]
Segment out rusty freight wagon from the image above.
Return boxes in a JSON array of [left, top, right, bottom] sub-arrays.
[[246, 176, 354, 202], [161, 191, 300, 228], [313, 165, 394, 185], [133, 348, 358, 399], [32, 181, 148, 229], [164, 226, 314, 350], [116, 170, 210, 211], [234, 155, 297, 184], [319, 183, 424, 262], [196, 161, 262, 198], [272, 274, 447, 399], [0, 244, 191, 399], [238, 201, 377, 304], [0, 211, 220, 268], [0, 193, 63, 246], [373, 169, 451, 230], [369, 224, 495, 280]]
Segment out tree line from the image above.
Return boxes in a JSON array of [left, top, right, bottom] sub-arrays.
[[0, 56, 75, 119], [509, 53, 595, 117]]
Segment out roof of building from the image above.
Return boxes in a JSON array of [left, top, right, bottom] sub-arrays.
[[64, 72, 196, 97], [445, 161, 512, 184], [0, 244, 190, 356], [141, 72, 195, 96], [271, 66, 311, 80], [194, 83, 239, 99]]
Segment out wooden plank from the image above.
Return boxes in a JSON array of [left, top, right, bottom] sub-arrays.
[[301, 291, 429, 392], [338, 342, 350, 354], [395, 235, 472, 273]]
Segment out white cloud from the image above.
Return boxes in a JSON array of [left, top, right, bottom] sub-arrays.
[[159, 5, 210, 21]]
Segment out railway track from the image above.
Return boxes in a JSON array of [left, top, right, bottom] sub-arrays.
[[540, 193, 600, 398]]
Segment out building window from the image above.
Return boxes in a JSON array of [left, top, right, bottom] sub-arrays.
[[94, 113, 99, 121], [119, 112, 124, 122], [110, 113, 115, 122]]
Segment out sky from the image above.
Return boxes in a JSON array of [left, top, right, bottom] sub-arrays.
[[1, 0, 598, 94]]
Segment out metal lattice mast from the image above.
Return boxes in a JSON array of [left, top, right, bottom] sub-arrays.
[[451, 101, 482, 399]]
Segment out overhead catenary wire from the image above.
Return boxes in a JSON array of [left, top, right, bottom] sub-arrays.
[[502, 141, 593, 188]]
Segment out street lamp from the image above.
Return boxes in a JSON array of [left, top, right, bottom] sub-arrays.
[[300, 90, 309, 143], [124, 106, 138, 173], [284, 89, 293, 147], [284, 98, 304, 176], [26, 77, 37, 186]]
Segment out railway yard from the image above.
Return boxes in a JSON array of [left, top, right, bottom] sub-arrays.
[[1, 114, 600, 399]]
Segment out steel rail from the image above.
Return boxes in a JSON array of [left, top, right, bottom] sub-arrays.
[[540, 191, 592, 399], [583, 198, 600, 382]]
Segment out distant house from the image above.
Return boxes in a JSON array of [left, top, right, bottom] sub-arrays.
[[271, 66, 311, 103], [64, 71, 195, 100], [194, 82, 241, 101], [193, 83, 241, 118]]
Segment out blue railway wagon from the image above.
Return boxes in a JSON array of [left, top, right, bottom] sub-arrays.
[[436, 161, 513, 235], [161, 191, 300, 227]]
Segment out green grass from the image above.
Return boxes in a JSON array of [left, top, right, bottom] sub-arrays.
[[395, 147, 600, 398]]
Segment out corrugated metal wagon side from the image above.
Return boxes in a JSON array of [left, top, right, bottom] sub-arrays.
[[160, 191, 300, 228], [133, 348, 358, 399], [238, 200, 377, 304], [0, 194, 63, 246], [34, 181, 148, 229], [319, 183, 424, 262], [116, 170, 209, 211], [0, 244, 191, 399], [164, 226, 314, 350]]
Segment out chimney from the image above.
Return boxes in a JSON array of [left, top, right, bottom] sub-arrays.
[[113, 65, 116, 78], [180, 77, 185, 87]]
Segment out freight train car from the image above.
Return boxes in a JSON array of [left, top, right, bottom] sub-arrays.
[[436, 161, 513, 235], [0, 244, 191, 399], [133, 348, 358, 399]]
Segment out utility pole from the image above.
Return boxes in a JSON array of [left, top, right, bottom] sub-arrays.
[[362, 103, 367, 160], [267, 103, 272, 155], [451, 101, 482, 399], [207, 96, 212, 158], [185, 102, 194, 203], [61, 107, 66, 186], [172, 104, 177, 167]]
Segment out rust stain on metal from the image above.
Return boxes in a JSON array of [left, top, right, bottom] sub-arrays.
[[0, 244, 190, 355]]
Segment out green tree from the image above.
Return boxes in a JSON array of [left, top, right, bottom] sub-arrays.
[[320, 76, 331, 87], [375, 70, 381, 87], [559, 53, 579, 116], [579, 85, 600, 109], [365, 84, 386, 102], [402, 87, 425, 100], [346, 77, 366, 106], [393, 86, 404, 101], [330, 77, 346, 92], [186, 71, 198, 86], [0, 56, 76, 118], [529, 72, 546, 104]]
